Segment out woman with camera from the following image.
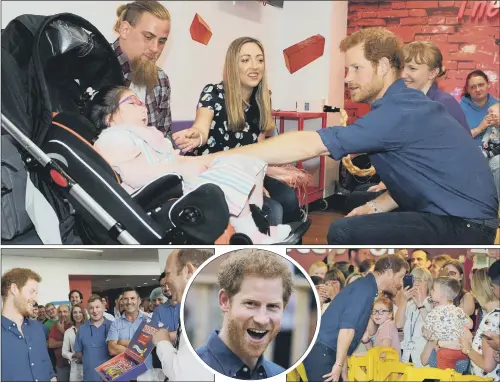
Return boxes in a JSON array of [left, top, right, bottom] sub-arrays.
[[395, 266, 433, 367]]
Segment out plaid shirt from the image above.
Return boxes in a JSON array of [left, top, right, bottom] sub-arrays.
[[112, 39, 172, 137]]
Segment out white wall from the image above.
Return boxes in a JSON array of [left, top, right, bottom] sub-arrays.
[[1, 255, 161, 305], [2, 0, 333, 120]]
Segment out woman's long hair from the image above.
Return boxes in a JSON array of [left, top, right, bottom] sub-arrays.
[[70, 304, 88, 327], [222, 37, 274, 133], [442, 259, 466, 307]]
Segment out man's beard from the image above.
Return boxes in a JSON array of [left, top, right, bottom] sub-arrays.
[[350, 74, 384, 104], [14, 297, 32, 318], [130, 56, 159, 91], [226, 311, 277, 362]]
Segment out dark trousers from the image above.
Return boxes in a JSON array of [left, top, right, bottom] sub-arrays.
[[303, 342, 342, 382], [327, 211, 496, 245], [264, 176, 301, 224]]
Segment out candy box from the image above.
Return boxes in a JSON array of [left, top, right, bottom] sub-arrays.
[[96, 318, 162, 381]]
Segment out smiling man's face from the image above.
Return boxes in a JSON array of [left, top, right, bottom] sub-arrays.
[[219, 275, 284, 367]]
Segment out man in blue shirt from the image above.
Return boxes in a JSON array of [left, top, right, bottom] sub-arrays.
[[107, 287, 153, 375], [196, 249, 292, 379], [204, 27, 498, 245], [1, 267, 56, 382], [73, 294, 112, 381], [303, 254, 409, 382]]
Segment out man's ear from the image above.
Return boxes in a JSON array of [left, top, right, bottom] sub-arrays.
[[9, 283, 19, 297], [119, 20, 132, 40], [185, 263, 196, 278], [105, 114, 112, 127], [378, 57, 391, 77], [219, 289, 230, 312]]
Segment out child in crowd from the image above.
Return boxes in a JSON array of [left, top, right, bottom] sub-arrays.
[[309, 261, 328, 279], [363, 296, 401, 359], [423, 277, 473, 370], [482, 103, 500, 159]]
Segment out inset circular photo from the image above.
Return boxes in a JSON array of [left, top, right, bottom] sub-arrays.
[[181, 248, 320, 380]]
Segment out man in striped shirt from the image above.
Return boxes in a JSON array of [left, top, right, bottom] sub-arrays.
[[112, 1, 172, 137]]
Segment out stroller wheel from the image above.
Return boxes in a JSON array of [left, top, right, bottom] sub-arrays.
[[229, 233, 253, 245], [178, 206, 203, 225], [169, 183, 230, 244]]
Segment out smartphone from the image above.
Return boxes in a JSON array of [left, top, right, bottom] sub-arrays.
[[310, 276, 325, 286], [403, 274, 414, 289]]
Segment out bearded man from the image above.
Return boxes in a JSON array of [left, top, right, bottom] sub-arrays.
[[112, 0, 172, 137], [1, 268, 56, 382], [202, 27, 498, 245], [196, 249, 291, 379]]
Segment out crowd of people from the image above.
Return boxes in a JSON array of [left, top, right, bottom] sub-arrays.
[[303, 250, 500, 381], [1, 262, 183, 382]]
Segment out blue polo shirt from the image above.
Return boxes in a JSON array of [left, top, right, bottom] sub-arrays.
[[317, 273, 378, 355], [73, 318, 113, 382], [197, 330, 285, 379], [107, 311, 153, 369], [1, 315, 56, 382], [151, 300, 180, 331], [318, 79, 498, 221]]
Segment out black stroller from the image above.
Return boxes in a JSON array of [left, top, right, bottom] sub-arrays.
[[1, 13, 311, 245]]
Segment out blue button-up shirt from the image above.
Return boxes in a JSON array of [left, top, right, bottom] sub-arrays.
[[318, 273, 378, 355], [107, 311, 153, 369], [318, 79, 498, 221], [151, 301, 180, 332], [73, 318, 113, 382], [1, 315, 56, 382], [197, 330, 285, 379]]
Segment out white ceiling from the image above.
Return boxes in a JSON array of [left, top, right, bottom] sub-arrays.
[[80, 274, 161, 293], [1, 248, 159, 262]]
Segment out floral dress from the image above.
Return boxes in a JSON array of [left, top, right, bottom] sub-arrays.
[[471, 308, 500, 380], [190, 82, 262, 155]]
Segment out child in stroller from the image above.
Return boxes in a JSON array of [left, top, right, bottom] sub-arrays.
[[84, 85, 291, 244]]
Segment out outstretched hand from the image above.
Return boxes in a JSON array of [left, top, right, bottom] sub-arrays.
[[172, 127, 201, 153]]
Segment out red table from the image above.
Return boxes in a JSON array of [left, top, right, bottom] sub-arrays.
[[272, 111, 328, 206]]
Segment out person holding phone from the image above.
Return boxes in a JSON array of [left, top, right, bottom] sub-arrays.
[[395, 267, 433, 367]]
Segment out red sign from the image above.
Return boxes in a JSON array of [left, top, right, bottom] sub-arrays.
[[458, 0, 500, 21]]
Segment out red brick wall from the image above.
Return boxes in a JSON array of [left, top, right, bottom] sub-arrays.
[[344, 0, 500, 123]]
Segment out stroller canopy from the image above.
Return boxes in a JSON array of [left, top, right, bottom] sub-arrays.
[[1, 13, 125, 145]]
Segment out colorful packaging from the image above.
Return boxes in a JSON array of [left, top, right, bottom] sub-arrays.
[[95, 318, 162, 381]]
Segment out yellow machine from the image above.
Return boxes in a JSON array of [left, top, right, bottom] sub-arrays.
[[286, 347, 493, 382]]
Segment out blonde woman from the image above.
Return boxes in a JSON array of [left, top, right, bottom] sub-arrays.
[[459, 268, 500, 379], [62, 304, 87, 381], [395, 266, 433, 367], [173, 37, 301, 223]]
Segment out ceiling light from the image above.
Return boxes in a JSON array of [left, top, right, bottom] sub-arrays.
[[64, 249, 104, 253], [106, 279, 111, 282], [143, 282, 148, 285]]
